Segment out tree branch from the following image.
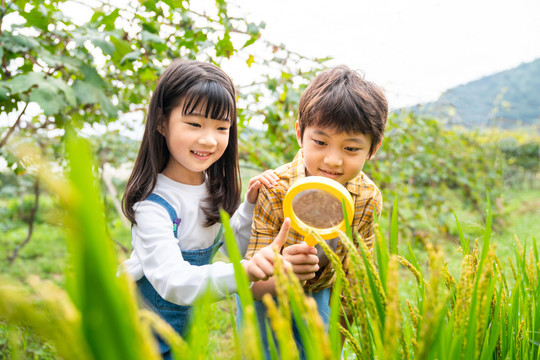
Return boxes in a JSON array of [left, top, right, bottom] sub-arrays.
[[8, 177, 40, 265], [0, 102, 29, 149]]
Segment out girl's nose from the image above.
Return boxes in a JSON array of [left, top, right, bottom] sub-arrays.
[[198, 132, 218, 147]]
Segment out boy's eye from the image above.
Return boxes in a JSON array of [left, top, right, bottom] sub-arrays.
[[313, 139, 326, 146]]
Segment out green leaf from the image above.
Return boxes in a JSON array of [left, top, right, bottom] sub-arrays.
[[72, 80, 117, 118], [7, 33, 41, 51], [7, 72, 46, 94], [22, 5, 50, 31], [79, 63, 109, 90], [92, 38, 116, 56], [216, 33, 234, 58], [48, 78, 77, 107], [110, 36, 133, 63], [141, 30, 164, 44], [0, 82, 9, 101], [120, 50, 141, 64], [29, 81, 63, 115]]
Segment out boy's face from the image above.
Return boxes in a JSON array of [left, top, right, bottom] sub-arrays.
[[296, 122, 379, 185]]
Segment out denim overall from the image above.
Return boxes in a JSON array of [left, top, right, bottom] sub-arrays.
[[136, 193, 223, 359]]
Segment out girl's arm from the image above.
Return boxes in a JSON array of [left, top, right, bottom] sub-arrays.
[[131, 202, 242, 306], [226, 170, 279, 257]]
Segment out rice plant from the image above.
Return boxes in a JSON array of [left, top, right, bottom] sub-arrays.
[[1, 132, 540, 359]]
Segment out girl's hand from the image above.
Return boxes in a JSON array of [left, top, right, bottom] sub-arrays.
[[282, 244, 319, 281], [242, 218, 292, 282], [245, 170, 279, 204]]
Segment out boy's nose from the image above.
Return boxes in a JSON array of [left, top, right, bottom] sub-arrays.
[[324, 152, 343, 167]]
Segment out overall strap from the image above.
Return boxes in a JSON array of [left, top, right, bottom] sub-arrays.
[[146, 193, 181, 238]]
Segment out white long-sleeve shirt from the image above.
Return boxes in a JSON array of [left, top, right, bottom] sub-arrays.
[[119, 173, 254, 306]]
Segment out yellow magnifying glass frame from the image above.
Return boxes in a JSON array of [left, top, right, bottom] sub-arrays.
[[283, 176, 354, 246]]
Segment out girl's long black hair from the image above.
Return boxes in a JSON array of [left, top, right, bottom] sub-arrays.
[[122, 59, 241, 226]]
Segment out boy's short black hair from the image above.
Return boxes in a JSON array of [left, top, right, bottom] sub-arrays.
[[298, 65, 388, 156]]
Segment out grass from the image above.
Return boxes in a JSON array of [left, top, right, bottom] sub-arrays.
[[1, 152, 539, 359]]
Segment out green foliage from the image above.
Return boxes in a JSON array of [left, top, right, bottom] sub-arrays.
[[365, 112, 504, 236]]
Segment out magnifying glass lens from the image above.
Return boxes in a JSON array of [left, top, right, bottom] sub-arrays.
[[291, 189, 344, 229]]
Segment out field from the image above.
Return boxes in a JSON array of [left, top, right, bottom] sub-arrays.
[[1, 152, 539, 358]]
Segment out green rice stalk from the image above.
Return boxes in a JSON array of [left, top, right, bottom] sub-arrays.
[[220, 210, 264, 358], [406, 300, 419, 336], [279, 254, 331, 360], [317, 234, 373, 358], [51, 131, 159, 360], [262, 294, 298, 360], [390, 196, 399, 256], [329, 277, 343, 359], [381, 256, 401, 360], [338, 230, 388, 322], [398, 255, 427, 288], [454, 211, 469, 256], [400, 329, 411, 360], [0, 277, 91, 360], [516, 319, 525, 359], [338, 323, 363, 359], [138, 309, 189, 358], [415, 243, 448, 360]]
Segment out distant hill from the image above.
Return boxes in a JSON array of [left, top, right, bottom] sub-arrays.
[[409, 58, 540, 129]]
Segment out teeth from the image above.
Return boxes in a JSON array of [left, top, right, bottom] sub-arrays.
[[323, 170, 340, 175], [192, 150, 210, 157]]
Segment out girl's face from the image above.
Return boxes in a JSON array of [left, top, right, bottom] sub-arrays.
[[160, 104, 231, 185]]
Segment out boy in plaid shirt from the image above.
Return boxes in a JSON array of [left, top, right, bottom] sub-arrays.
[[242, 65, 388, 358]]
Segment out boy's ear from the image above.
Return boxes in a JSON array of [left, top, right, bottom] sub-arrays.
[[295, 121, 303, 147], [368, 140, 383, 160]]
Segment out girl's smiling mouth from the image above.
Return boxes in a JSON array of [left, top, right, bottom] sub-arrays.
[[191, 150, 212, 159]]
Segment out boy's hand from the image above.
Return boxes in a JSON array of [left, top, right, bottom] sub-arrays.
[[242, 218, 292, 282], [245, 170, 279, 204], [282, 243, 319, 281]]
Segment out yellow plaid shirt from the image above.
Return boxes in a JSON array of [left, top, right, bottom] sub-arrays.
[[246, 149, 383, 293]]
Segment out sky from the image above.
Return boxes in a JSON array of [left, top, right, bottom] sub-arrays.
[[225, 0, 540, 109]]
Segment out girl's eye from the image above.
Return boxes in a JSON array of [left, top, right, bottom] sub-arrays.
[[345, 147, 360, 152], [188, 122, 201, 128], [217, 126, 230, 131], [313, 139, 326, 146]]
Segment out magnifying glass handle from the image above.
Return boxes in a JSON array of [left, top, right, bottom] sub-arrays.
[[303, 235, 318, 247]]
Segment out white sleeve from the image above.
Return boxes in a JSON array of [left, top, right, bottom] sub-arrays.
[[132, 201, 239, 306], [221, 195, 255, 258]]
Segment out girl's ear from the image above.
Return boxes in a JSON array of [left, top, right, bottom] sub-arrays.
[[368, 140, 383, 160], [157, 108, 167, 136], [295, 121, 303, 147]]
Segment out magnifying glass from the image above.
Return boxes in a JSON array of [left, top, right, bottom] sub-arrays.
[[283, 176, 354, 246]]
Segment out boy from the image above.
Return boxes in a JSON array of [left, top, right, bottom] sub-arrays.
[[243, 65, 388, 358]]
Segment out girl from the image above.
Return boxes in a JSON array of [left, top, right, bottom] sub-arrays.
[[119, 59, 291, 358]]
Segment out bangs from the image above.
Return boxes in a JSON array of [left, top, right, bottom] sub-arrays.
[[310, 92, 372, 134], [181, 80, 235, 122]]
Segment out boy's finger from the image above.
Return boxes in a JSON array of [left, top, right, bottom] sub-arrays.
[[271, 218, 291, 250], [287, 254, 319, 265], [292, 263, 320, 274], [283, 244, 317, 256]]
